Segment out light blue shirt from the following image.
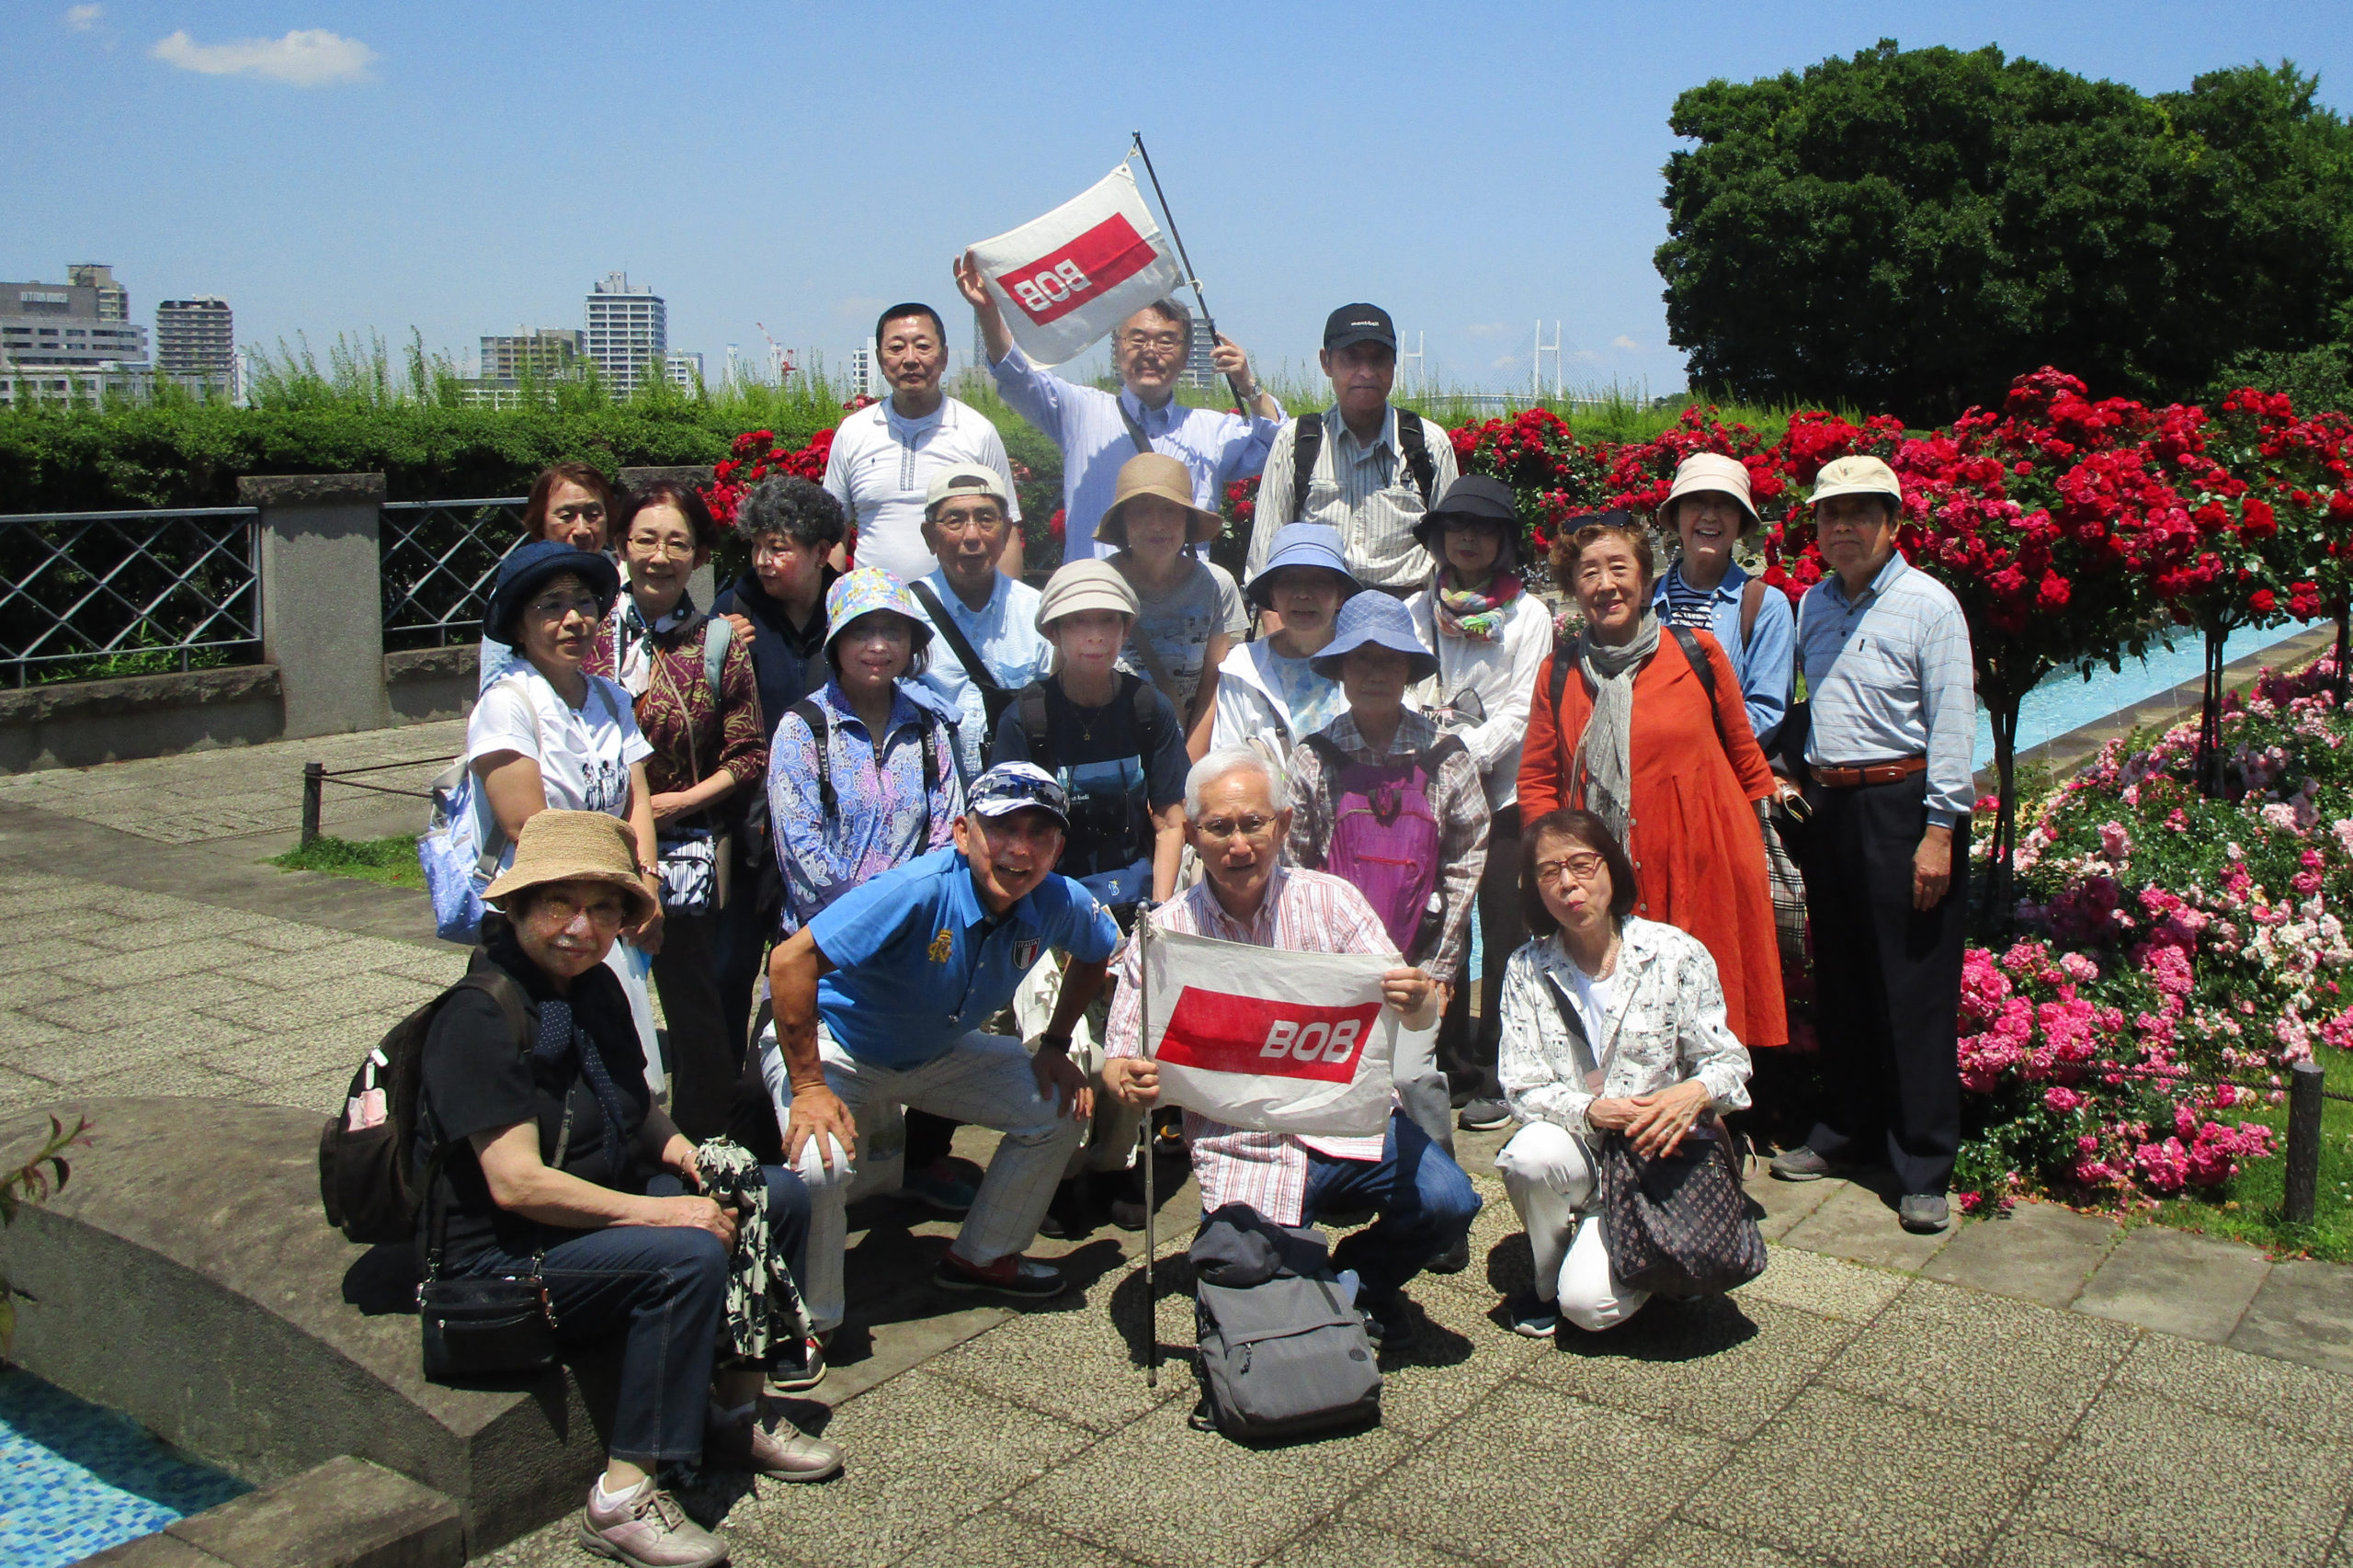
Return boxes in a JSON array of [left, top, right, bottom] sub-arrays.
[[1799, 552, 1977, 826], [809, 846, 1121, 1071], [991, 344, 1281, 560], [907, 568, 1053, 777], [1650, 560, 1796, 748]]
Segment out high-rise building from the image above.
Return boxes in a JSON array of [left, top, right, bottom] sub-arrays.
[[156, 296, 234, 381], [846, 339, 877, 401], [1178, 307, 1218, 391], [479, 326, 582, 382], [665, 350, 703, 391], [584, 272, 665, 395], [67, 263, 128, 323], [0, 271, 150, 405]]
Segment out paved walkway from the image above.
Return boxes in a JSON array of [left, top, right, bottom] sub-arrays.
[[5, 723, 2353, 1567]]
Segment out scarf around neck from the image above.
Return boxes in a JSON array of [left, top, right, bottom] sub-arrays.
[[613, 592, 699, 698], [1433, 569, 1525, 643], [1574, 610, 1661, 840]]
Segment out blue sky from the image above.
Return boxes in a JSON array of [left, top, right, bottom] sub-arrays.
[[8, 2, 2348, 396]]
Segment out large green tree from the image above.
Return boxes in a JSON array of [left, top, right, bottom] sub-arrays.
[[1656, 42, 2353, 420]]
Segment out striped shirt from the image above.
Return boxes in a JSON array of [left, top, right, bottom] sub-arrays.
[[1655, 565, 1716, 630], [1247, 405, 1461, 590], [1104, 868, 1395, 1226], [1798, 551, 1977, 824], [1285, 708, 1489, 985], [990, 345, 1281, 562]]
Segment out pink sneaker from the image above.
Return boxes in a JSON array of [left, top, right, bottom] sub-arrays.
[[578, 1477, 726, 1568], [707, 1404, 844, 1483]]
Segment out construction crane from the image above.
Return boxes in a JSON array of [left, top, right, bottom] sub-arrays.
[[754, 322, 797, 383]]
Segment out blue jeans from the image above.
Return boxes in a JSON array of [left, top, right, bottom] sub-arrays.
[[1303, 1110, 1482, 1303], [451, 1165, 811, 1466]]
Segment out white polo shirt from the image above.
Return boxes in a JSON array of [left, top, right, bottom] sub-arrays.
[[821, 394, 1023, 585]]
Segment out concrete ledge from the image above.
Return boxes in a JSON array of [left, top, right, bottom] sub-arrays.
[[237, 473, 389, 508], [0, 1098, 609, 1556], [0, 665, 282, 773], [85, 1456, 462, 1568], [385, 647, 477, 724]]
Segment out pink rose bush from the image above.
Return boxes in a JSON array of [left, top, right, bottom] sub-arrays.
[[1955, 651, 2350, 1212]]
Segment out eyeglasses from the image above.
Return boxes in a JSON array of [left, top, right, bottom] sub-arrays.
[[1534, 852, 1607, 885], [525, 592, 603, 620], [551, 504, 606, 524], [538, 892, 627, 926], [1195, 813, 1278, 841], [929, 506, 1005, 534], [1120, 332, 1185, 352], [627, 535, 696, 560], [841, 620, 911, 644]]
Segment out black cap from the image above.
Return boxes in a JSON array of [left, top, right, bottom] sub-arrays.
[[1323, 303, 1396, 352], [1412, 474, 1523, 558]]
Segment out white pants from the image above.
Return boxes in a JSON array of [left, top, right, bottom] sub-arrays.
[[758, 1023, 1084, 1333], [1495, 1120, 1649, 1332], [1011, 952, 1139, 1180]]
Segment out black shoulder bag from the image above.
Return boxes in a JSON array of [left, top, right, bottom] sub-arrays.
[[415, 1098, 569, 1383]]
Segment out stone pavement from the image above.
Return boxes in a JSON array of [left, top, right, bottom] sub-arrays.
[[5, 722, 2353, 1567]]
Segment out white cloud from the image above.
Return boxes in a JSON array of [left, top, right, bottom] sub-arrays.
[[1490, 354, 1522, 372], [150, 28, 377, 85], [1463, 322, 1512, 340], [1610, 335, 1642, 352], [63, 5, 102, 31]]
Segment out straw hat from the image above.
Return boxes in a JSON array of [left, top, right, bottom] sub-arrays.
[[1095, 452, 1222, 548], [482, 811, 657, 926], [1660, 453, 1761, 535]]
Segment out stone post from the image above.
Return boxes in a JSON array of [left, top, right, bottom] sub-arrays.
[[241, 472, 392, 740], [619, 465, 720, 607]]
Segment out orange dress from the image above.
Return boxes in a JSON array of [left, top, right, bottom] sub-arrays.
[[1517, 629, 1789, 1050]]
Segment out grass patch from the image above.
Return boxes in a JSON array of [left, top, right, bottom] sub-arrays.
[[271, 834, 425, 892], [2148, 1048, 2353, 1261]]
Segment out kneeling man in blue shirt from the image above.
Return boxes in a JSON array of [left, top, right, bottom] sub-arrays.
[[759, 762, 1121, 1333]]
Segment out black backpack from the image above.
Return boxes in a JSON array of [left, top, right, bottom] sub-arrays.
[[1290, 411, 1437, 523], [790, 697, 950, 817], [1014, 674, 1167, 871], [318, 970, 530, 1246]]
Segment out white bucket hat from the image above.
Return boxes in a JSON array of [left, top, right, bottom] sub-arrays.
[[1661, 452, 1761, 535], [1809, 455, 1904, 508]]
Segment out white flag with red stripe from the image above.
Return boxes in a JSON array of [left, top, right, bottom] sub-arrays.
[[1139, 926, 1396, 1138], [967, 164, 1186, 367]]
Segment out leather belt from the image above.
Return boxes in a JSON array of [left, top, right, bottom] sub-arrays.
[[1813, 756, 1928, 789]]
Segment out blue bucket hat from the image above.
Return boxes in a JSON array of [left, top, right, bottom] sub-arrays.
[[1245, 523, 1362, 610], [824, 567, 934, 659], [967, 761, 1070, 829], [484, 539, 620, 644], [1309, 589, 1439, 683]]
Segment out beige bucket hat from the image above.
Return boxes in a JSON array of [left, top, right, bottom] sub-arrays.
[[1035, 558, 1142, 632], [1661, 452, 1762, 535], [482, 810, 657, 927], [1094, 452, 1222, 548], [1809, 455, 1904, 507]]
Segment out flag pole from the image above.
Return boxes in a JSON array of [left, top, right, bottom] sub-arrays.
[[1129, 132, 1251, 415], [1135, 899, 1159, 1388]]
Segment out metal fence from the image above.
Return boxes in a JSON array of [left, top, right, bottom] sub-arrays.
[[0, 506, 263, 687], [379, 496, 529, 653]]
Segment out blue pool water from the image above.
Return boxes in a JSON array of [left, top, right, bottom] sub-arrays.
[[0, 1369, 249, 1567], [1971, 620, 2318, 768]]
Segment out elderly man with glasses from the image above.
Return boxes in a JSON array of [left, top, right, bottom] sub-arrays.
[[954, 252, 1283, 560], [1098, 747, 1481, 1346]]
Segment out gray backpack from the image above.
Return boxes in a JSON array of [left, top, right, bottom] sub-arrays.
[[1191, 1207, 1381, 1442]]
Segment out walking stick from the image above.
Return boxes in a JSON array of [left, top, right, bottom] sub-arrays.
[[1135, 899, 1160, 1388], [1129, 132, 1252, 415]]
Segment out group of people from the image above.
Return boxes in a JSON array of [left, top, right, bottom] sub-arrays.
[[411, 280, 1978, 1568]]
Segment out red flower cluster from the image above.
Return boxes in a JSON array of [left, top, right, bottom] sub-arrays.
[[702, 427, 835, 529]]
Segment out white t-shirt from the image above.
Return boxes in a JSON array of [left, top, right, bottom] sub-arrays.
[[1117, 557, 1249, 715], [465, 671, 653, 866], [822, 396, 1024, 585], [1557, 964, 1618, 1090]]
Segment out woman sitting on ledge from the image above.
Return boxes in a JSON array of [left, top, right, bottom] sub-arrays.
[[417, 811, 841, 1568], [1493, 808, 1752, 1336]]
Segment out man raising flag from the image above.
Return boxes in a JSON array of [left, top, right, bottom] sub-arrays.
[[954, 164, 1285, 561]]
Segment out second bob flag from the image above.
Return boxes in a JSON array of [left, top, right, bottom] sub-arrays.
[[966, 163, 1186, 366]]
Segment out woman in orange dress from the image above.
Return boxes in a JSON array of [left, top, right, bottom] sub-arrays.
[[1518, 514, 1789, 1051]]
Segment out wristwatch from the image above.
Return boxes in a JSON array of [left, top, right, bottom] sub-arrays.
[[1039, 1032, 1074, 1053]]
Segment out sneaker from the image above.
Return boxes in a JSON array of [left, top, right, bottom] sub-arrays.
[[765, 1334, 825, 1395], [579, 1478, 725, 1568], [705, 1409, 844, 1484], [1457, 1098, 1513, 1132], [1898, 1193, 1950, 1233], [900, 1161, 978, 1217], [933, 1249, 1068, 1301], [1503, 1285, 1559, 1338], [1423, 1235, 1471, 1276], [1768, 1145, 1845, 1183]]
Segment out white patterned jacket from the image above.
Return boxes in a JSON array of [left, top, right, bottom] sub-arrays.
[[1495, 918, 1753, 1142]]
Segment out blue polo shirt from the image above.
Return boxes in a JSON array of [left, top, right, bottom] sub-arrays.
[[806, 846, 1121, 1070]]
